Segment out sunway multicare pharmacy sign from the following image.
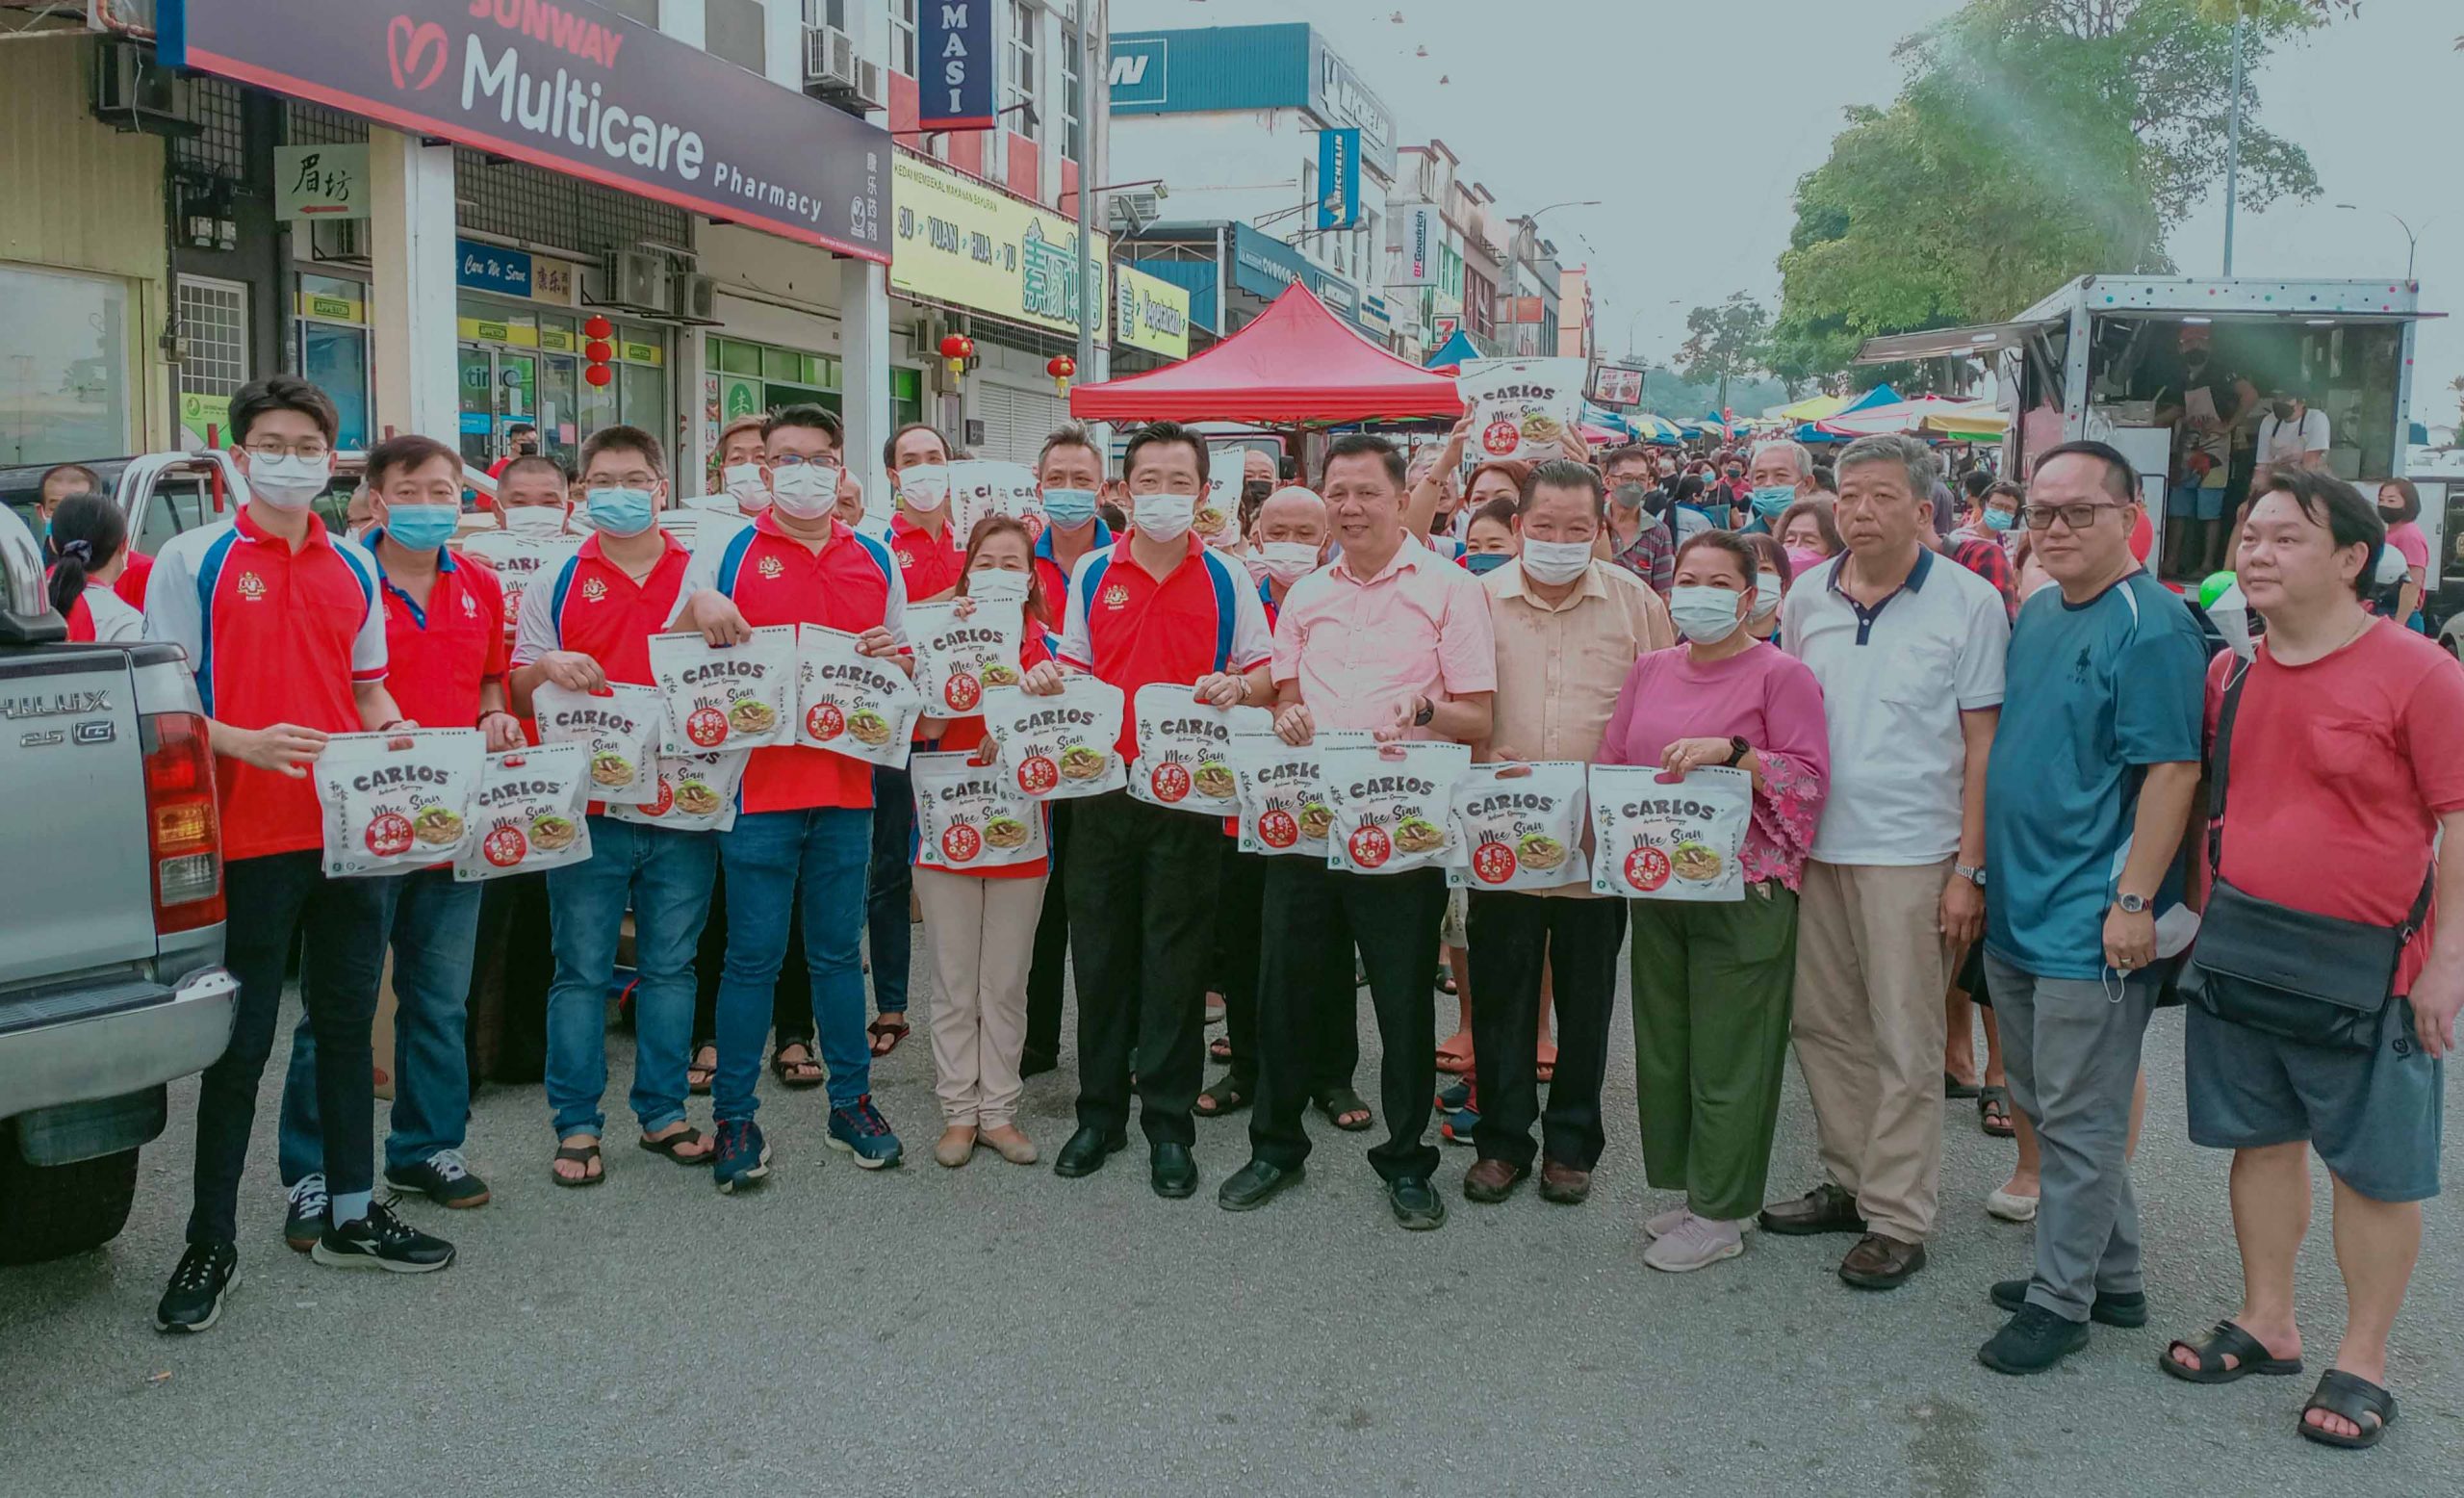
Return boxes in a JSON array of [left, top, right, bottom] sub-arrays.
[[159, 0, 890, 262]]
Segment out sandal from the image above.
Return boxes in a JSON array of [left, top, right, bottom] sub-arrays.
[[1209, 1034, 1233, 1063], [1435, 1033, 1475, 1075], [1195, 1077, 1251, 1117], [550, 1141, 603, 1187], [636, 1126, 714, 1166], [2298, 1369, 2397, 1450], [769, 1043, 825, 1089], [1943, 1070, 1982, 1100], [2159, 1320, 2304, 1385], [1979, 1085, 2016, 1139], [1435, 967, 1457, 996], [686, 1044, 716, 1096], [1316, 1088, 1373, 1132], [868, 1015, 910, 1057], [1535, 1043, 1558, 1086]]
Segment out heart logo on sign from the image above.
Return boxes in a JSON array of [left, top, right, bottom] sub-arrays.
[[387, 16, 449, 92]]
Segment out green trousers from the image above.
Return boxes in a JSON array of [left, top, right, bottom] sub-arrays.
[[1629, 882, 1800, 1222]]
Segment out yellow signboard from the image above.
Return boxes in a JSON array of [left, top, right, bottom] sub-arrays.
[[458, 313, 540, 349], [179, 392, 232, 447], [1115, 264, 1192, 359], [296, 291, 366, 323], [889, 151, 1109, 338]]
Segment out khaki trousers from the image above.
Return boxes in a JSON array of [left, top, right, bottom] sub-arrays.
[[1789, 858, 1954, 1243], [915, 867, 1049, 1129]]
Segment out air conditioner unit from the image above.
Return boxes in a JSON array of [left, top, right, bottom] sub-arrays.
[[1106, 188, 1166, 236], [803, 24, 857, 91], [91, 39, 197, 137], [590, 249, 671, 314], [308, 218, 372, 264], [671, 271, 721, 325]]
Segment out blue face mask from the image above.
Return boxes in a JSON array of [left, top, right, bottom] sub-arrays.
[[1750, 485, 1795, 522], [1041, 488, 1099, 528], [1465, 552, 1511, 576], [383, 503, 460, 552], [1983, 507, 2017, 533], [585, 486, 656, 538]]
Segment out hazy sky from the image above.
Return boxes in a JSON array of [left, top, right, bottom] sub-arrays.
[[1115, 0, 2462, 415]]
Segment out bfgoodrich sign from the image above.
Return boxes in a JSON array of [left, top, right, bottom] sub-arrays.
[[161, 0, 890, 262]]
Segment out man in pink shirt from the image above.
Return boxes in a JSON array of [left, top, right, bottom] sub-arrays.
[[1219, 434, 1497, 1230]]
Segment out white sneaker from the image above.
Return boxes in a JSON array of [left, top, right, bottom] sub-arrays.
[[1643, 1212, 1746, 1273], [1643, 1204, 1691, 1241], [1987, 1186, 2040, 1223]]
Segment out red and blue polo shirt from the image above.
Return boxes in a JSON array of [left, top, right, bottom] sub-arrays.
[[889, 512, 966, 603], [367, 530, 509, 732], [1031, 518, 1113, 621], [510, 530, 693, 687], [1057, 534, 1273, 761], [675, 512, 909, 814], [143, 504, 386, 862]]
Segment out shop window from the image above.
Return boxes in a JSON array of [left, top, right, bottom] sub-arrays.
[[715, 337, 763, 376], [299, 323, 372, 452], [1005, 1, 1039, 141], [177, 276, 252, 448], [891, 367, 924, 430], [888, 0, 917, 76], [0, 264, 132, 465], [706, 0, 767, 72], [762, 345, 804, 382]]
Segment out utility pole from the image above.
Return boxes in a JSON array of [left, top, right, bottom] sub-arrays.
[[1073, 0, 1100, 393], [2222, 8, 2245, 276]]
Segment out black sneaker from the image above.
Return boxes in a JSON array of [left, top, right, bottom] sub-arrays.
[[311, 1200, 455, 1274], [282, 1175, 327, 1253], [1977, 1304, 2090, 1376], [1989, 1277, 2148, 1329], [155, 1242, 239, 1333], [385, 1149, 492, 1208]]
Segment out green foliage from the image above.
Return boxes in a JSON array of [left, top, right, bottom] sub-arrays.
[[1677, 295, 1771, 386]]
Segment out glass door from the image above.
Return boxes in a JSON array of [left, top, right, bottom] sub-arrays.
[[457, 343, 495, 467]]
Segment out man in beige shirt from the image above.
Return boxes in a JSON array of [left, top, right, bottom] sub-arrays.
[[1465, 459, 1674, 1205]]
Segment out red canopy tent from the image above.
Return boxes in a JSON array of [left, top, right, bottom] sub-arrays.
[[1068, 281, 1465, 427]]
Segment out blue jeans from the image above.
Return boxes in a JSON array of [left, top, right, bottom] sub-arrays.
[[717, 806, 872, 1118], [277, 867, 483, 1182], [543, 815, 718, 1139], [866, 763, 913, 1014]]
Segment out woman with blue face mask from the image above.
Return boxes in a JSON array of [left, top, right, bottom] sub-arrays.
[[1461, 498, 1520, 577]]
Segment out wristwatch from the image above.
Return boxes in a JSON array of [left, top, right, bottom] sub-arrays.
[[1411, 695, 1436, 728], [1724, 736, 1750, 767], [1954, 863, 1988, 890], [2116, 891, 2150, 915]]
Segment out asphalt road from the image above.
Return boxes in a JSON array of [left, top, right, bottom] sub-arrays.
[[4, 936, 2457, 1498]]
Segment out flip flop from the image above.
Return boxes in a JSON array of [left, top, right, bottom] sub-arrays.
[[1209, 1034, 1233, 1063], [550, 1142, 603, 1188], [2159, 1320, 2304, 1385], [868, 1015, 911, 1057], [2298, 1369, 2397, 1450], [636, 1126, 714, 1167], [1434, 1036, 1475, 1075], [769, 1046, 825, 1090], [686, 1046, 716, 1096], [1979, 1085, 2016, 1139]]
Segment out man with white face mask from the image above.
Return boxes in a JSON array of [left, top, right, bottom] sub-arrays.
[[1035, 420, 1275, 1199], [1459, 460, 1672, 1209], [705, 415, 770, 516], [1249, 485, 1329, 620]]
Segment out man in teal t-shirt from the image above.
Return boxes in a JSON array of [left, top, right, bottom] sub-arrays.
[[1976, 443, 2207, 1376]]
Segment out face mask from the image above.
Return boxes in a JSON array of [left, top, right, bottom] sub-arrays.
[[898, 464, 950, 513], [1983, 508, 2017, 533], [1751, 572, 1784, 620], [1133, 492, 1196, 544], [584, 486, 656, 538], [1243, 479, 1273, 507], [1257, 541, 1321, 584], [245, 452, 330, 508], [1785, 546, 1827, 576], [967, 567, 1030, 607], [724, 462, 769, 510], [383, 503, 460, 552], [1042, 487, 1098, 528], [771, 462, 838, 520], [1610, 481, 1652, 510], [1670, 584, 1746, 644], [516, 441, 540, 456], [1750, 484, 1795, 522], [1520, 537, 1593, 585], [1465, 552, 1511, 577], [500, 504, 566, 538], [2272, 401, 2297, 422]]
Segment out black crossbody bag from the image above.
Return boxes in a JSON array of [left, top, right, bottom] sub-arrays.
[[2181, 660, 2431, 1051]]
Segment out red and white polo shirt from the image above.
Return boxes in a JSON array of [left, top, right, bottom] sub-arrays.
[[1057, 534, 1272, 761]]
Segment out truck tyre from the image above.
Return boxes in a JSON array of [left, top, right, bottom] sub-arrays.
[[0, 1124, 141, 1264]]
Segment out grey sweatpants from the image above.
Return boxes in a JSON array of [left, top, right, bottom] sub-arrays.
[[1982, 952, 2156, 1324]]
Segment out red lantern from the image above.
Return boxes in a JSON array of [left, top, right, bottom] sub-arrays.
[[584, 364, 614, 388], [1045, 354, 1075, 396], [938, 332, 974, 376], [584, 339, 614, 364], [582, 315, 614, 340]]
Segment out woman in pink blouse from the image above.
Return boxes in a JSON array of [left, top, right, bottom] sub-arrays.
[[1597, 531, 1831, 1273]]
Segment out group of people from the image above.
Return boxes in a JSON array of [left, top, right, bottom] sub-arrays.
[[41, 370, 2456, 1455]]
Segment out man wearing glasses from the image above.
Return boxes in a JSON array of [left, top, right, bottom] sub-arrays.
[[1973, 442, 2205, 1374]]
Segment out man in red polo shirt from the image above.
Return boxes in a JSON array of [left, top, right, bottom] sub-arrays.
[[1033, 420, 1273, 1199], [864, 421, 963, 1056], [271, 433, 523, 1244], [143, 375, 454, 1334], [674, 403, 913, 1187], [510, 425, 719, 1189]]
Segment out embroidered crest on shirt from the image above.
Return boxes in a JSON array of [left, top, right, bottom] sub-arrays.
[[581, 578, 608, 603], [1103, 584, 1129, 608], [896, 550, 915, 569], [236, 572, 266, 600], [462, 593, 478, 618], [758, 555, 784, 580]]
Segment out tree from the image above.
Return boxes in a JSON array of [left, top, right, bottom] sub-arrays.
[[1676, 294, 1770, 420]]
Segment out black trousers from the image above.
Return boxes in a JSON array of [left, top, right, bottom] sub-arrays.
[[691, 867, 814, 1052], [189, 852, 391, 1246], [1065, 791, 1219, 1148], [1218, 841, 1357, 1096], [1466, 891, 1627, 1171], [865, 762, 914, 1014], [1023, 799, 1074, 1062], [1249, 861, 1446, 1181], [468, 868, 554, 1082]]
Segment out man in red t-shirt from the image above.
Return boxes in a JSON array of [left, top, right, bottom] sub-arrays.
[[271, 434, 523, 1232], [143, 376, 454, 1333], [2170, 471, 2464, 1450]]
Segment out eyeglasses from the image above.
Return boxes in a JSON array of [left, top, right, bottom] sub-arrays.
[[2021, 502, 2126, 531], [769, 455, 840, 471], [244, 440, 331, 460]]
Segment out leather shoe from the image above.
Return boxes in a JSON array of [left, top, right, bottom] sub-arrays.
[[1536, 1160, 1591, 1204], [1218, 1158, 1302, 1211], [1150, 1142, 1197, 1199], [1837, 1232, 1927, 1290], [1461, 1158, 1527, 1203], [1389, 1175, 1447, 1230], [1051, 1126, 1126, 1178], [1989, 1278, 2146, 1329], [1758, 1182, 1868, 1236]]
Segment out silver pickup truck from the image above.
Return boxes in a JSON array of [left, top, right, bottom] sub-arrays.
[[0, 503, 237, 1263]]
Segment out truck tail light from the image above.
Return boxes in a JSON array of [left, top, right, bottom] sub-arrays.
[[141, 710, 224, 935]]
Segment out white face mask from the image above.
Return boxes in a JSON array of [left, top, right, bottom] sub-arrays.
[[1751, 572, 1784, 621], [724, 461, 769, 510], [968, 567, 1030, 607], [771, 462, 838, 520], [1669, 584, 1747, 644], [500, 504, 567, 538], [245, 452, 331, 509], [1256, 541, 1321, 584], [898, 464, 950, 513], [1519, 537, 1593, 585], [1133, 492, 1196, 544]]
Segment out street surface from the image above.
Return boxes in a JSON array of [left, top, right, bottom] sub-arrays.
[[3, 934, 2456, 1498]]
